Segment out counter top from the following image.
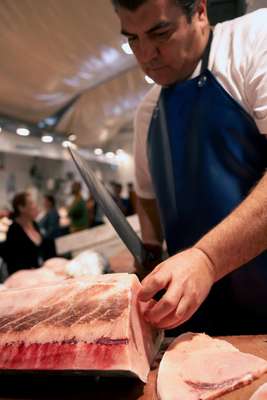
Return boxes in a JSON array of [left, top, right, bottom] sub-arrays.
[[0, 335, 266, 400]]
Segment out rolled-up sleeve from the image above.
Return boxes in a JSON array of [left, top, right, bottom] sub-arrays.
[[245, 11, 267, 135]]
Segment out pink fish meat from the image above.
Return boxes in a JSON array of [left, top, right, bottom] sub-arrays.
[[157, 332, 267, 399]]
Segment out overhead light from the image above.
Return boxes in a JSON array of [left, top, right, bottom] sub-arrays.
[[68, 133, 77, 141], [41, 135, 54, 143], [116, 148, 124, 155], [62, 140, 77, 149], [94, 148, 103, 156], [0, 127, 2, 133], [62, 140, 71, 148], [105, 151, 115, 159], [16, 127, 30, 136], [145, 75, 155, 84], [121, 42, 133, 55]]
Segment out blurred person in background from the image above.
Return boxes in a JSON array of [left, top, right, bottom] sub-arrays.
[[86, 194, 97, 227], [110, 181, 127, 215], [39, 195, 60, 240], [86, 194, 104, 228], [0, 209, 11, 219], [39, 194, 61, 259], [68, 181, 88, 232], [4, 192, 45, 275]]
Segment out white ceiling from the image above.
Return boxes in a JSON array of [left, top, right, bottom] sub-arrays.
[[0, 0, 152, 148]]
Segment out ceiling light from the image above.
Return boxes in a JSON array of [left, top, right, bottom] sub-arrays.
[[62, 140, 77, 149], [94, 148, 103, 156], [41, 135, 54, 143], [121, 42, 133, 55], [145, 75, 155, 84], [62, 140, 71, 148], [68, 134, 77, 141], [116, 149, 124, 155], [16, 127, 30, 136], [0, 127, 2, 133], [105, 152, 115, 159]]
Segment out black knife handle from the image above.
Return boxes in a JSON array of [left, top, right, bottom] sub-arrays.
[[138, 249, 166, 301]]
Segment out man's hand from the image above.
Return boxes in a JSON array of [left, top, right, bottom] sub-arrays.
[[138, 248, 216, 329]]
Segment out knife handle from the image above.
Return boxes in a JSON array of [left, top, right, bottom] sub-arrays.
[[135, 243, 163, 281]]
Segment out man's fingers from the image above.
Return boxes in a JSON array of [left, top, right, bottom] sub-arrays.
[[174, 295, 192, 324], [154, 296, 192, 329], [153, 310, 178, 330], [138, 268, 168, 302], [145, 283, 182, 324]]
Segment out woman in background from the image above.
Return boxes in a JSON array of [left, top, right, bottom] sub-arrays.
[[5, 192, 44, 275]]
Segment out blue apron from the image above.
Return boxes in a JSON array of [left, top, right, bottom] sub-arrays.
[[147, 32, 267, 335]]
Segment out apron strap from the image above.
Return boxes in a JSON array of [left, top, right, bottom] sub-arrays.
[[157, 95, 178, 217], [201, 29, 213, 73]]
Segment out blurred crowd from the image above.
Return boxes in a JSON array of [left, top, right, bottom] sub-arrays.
[[0, 180, 137, 279]]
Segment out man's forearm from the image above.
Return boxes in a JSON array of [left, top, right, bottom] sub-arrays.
[[137, 196, 163, 247], [195, 172, 267, 281]]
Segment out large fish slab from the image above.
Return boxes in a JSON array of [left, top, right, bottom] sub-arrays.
[[0, 273, 163, 382]]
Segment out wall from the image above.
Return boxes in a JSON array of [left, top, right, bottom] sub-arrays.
[[0, 128, 135, 210], [0, 153, 70, 209], [246, 0, 267, 11], [0, 150, 134, 210]]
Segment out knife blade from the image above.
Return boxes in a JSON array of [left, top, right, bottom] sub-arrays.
[[67, 145, 156, 268]]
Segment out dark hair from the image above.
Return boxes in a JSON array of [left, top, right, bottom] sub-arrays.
[[111, 0, 199, 20], [71, 181, 82, 194], [12, 192, 29, 218], [110, 180, 122, 190], [45, 194, 56, 207]]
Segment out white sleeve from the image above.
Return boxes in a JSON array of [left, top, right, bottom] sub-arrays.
[[133, 85, 161, 199], [245, 10, 267, 135]]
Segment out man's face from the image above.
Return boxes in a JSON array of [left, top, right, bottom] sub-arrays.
[[117, 0, 208, 85]]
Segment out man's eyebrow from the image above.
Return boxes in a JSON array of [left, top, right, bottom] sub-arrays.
[[121, 21, 172, 37], [146, 21, 172, 34]]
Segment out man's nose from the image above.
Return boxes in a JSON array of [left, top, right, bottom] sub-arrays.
[[136, 38, 158, 64]]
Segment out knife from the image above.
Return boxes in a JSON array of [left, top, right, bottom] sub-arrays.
[[67, 145, 157, 268]]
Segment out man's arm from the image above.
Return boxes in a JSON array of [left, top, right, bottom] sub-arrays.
[[195, 171, 267, 281], [139, 171, 267, 329]]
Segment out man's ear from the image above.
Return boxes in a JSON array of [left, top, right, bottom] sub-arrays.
[[196, 0, 208, 21]]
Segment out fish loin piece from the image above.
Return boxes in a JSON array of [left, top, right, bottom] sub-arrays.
[[5, 268, 65, 289], [157, 332, 267, 400], [42, 258, 69, 276], [250, 383, 267, 400], [0, 273, 163, 382]]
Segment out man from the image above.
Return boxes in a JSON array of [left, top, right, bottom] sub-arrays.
[[112, 0, 267, 335]]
